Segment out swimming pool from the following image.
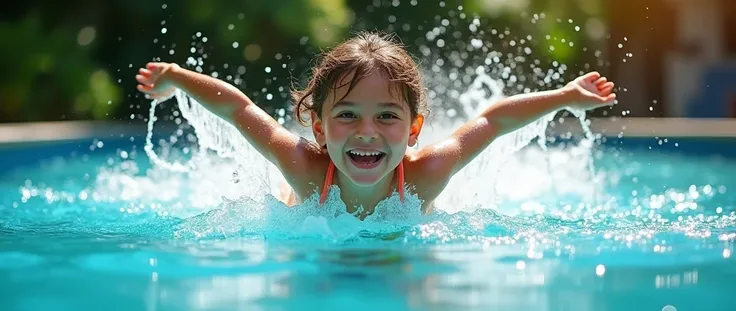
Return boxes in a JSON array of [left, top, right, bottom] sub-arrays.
[[1, 119, 735, 311]]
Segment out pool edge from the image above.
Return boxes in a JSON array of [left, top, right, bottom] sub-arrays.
[[0, 120, 176, 145], [0, 118, 734, 145], [548, 117, 736, 138]]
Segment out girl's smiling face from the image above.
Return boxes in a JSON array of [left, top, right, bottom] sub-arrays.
[[313, 70, 420, 186]]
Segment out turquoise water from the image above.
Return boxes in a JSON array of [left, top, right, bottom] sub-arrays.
[[1, 135, 735, 311]]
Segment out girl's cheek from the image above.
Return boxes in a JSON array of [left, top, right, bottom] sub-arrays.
[[325, 122, 350, 140], [390, 122, 412, 138]]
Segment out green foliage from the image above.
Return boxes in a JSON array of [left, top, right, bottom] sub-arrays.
[[0, 0, 606, 123], [0, 12, 121, 122]]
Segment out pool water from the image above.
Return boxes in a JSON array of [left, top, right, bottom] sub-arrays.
[[1, 134, 735, 311]]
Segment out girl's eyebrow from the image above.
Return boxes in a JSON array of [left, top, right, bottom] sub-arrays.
[[333, 101, 407, 112]]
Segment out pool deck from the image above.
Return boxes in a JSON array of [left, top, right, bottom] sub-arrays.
[[0, 120, 162, 144], [549, 117, 736, 138], [0, 117, 734, 144]]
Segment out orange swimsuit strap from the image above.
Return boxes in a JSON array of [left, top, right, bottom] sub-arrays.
[[319, 161, 405, 205]]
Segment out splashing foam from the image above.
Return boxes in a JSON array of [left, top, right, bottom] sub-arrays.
[[100, 10, 611, 242], [124, 11, 611, 241], [141, 86, 431, 239], [135, 58, 597, 242], [419, 66, 597, 214], [4, 7, 733, 267]]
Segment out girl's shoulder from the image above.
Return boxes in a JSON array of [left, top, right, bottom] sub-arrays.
[[402, 149, 453, 206], [282, 143, 332, 201]]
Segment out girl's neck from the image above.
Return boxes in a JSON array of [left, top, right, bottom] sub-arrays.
[[334, 169, 397, 216]]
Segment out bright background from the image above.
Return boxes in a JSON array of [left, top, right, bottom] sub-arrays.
[[1, 0, 735, 125]]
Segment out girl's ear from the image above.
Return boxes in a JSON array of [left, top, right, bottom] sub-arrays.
[[311, 111, 326, 147], [408, 114, 424, 147]]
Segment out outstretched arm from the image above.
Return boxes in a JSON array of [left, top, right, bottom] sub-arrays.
[[416, 71, 615, 178], [136, 62, 314, 172]]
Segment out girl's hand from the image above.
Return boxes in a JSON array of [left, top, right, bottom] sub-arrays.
[[565, 71, 616, 110], [135, 62, 179, 101]]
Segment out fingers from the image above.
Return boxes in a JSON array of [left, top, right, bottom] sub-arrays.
[[594, 77, 608, 87], [137, 84, 154, 93], [602, 93, 616, 103], [135, 74, 150, 86], [599, 82, 614, 95], [137, 85, 169, 100], [146, 62, 162, 70], [145, 62, 170, 74], [595, 92, 616, 103], [138, 68, 152, 78], [137, 63, 173, 100], [582, 71, 601, 82]]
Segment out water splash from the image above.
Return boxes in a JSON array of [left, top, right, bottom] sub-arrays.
[[4, 7, 729, 260], [132, 11, 611, 241], [144, 90, 274, 200], [142, 56, 597, 214], [421, 66, 598, 213], [172, 186, 425, 241]]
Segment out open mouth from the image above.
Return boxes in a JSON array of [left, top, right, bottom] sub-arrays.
[[346, 150, 386, 169]]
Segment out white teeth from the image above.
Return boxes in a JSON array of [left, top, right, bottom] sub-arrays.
[[349, 150, 383, 156]]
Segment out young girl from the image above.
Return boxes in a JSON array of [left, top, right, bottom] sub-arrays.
[[135, 32, 615, 217]]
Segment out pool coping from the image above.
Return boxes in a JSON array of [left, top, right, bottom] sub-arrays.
[[549, 117, 736, 138], [0, 117, 735, 145]]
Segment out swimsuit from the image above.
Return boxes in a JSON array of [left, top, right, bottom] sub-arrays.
[[319, 161, 405, 204]]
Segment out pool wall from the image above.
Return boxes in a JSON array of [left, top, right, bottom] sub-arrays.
[[546, 117, 736, 157], [1, 118, 735, 173], [0, 121, 157, 173]]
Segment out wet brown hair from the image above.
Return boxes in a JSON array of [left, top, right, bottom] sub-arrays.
[[291, 31, 428, 125]]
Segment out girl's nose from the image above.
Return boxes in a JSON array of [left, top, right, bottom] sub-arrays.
[[355, 120, 377, 141]]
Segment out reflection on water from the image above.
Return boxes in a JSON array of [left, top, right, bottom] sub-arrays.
[[2, 232, 734, 311], [2, 142, 736, 311]]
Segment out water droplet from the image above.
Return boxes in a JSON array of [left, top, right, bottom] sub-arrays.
[[595, 264, 606, 276], [515, 260, 525, 270]]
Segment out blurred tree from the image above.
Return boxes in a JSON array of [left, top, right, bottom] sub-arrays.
[[0, 13, 120, 122], [0, 0, 608, 123]]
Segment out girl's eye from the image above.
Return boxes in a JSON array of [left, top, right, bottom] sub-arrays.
[[336, 112, 356, 118], [378, 113, 398, 119]]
